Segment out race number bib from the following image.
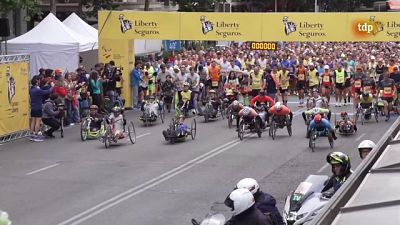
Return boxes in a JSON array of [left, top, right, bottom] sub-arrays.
[[354, 80, 362, 88], [363, 86, 371, 92], [212, 81, 218, 87], [323, 76, 330, 83], [384, 87, 392, 95], [298, 74, 305, 81]]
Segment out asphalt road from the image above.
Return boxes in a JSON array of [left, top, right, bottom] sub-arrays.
[[0, 96, 393, 225]]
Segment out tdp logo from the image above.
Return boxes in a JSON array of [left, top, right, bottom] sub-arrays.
[[357, 16, 383, 35]]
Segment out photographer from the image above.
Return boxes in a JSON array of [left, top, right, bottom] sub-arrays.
[[42, 94, 61, 138]]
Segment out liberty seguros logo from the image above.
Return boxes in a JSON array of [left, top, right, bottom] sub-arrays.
[[199, 15, 241, 38], [283, 16, 297, 36], [200, 16, 214, 34], [119, 14, 133, 33]]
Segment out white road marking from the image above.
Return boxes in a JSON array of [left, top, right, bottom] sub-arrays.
[[26, 163, 60, 176], [317, 163, 330, 173], [57, 135, 253, 225], [355, 133, 366, 142], [287, 101, 353, 105], [136, 132, 151, 139]]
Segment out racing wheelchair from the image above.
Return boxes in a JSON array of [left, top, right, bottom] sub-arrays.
[[308, 127, 334, 152], [237, 111, 263, 140], [269, 115, 292, 140], [355, 103, 379, 125], [139, 97, 165, 126]]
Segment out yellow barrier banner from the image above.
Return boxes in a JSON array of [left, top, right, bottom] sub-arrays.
[[180, 13, 262, 41], [0, 58, 30, 136], [99, 11, 180, 40], [262, 13, 349, 42], [99, 11, 400, 42], [99, 38, 134, 107], [348, 13, 400, 41]]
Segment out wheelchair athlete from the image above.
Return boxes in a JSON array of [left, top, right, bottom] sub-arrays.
[[307, 114, 337, 140], [358, 92, 375, 119], [162, 115, 191, 140], [108, 106, 126, 139], [335, 111, 357, 133], [88, 105, 103, 133]]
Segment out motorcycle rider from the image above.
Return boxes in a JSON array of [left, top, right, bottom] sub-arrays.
[[0, 210, 11, 225], [268, 102, 293, 126], [322, 152, 352, 196], [307, 114, 337, 140], [235, 178, 284, 225], [225, 188, 271, 225], [358, 140, 376, 159]]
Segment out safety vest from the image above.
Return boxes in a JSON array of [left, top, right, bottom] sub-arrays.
[[335, 70, 345, 84], [181, 90, 192, 102], [308, 70, 319, 86], [279, 70, 290, 89], [251, 73, 262, 90]]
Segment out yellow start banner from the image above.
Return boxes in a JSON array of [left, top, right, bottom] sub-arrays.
[[0, 55, 30, 136], [99, 11, 400, 42]]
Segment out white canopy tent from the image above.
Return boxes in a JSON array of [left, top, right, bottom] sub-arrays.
[[3, 13, 95, 77], [63, 12, 98, 50]]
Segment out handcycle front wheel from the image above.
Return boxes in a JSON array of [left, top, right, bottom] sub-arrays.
[[80, 118, 90, 141], [328, 132, 334, 148], [238, 120, 245, 141], [191, 119, 197, 140], [128, 121, 136, 144], [309, 131, 316, 152]]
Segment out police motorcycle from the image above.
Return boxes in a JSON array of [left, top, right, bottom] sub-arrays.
[[191, 202, 228, 225], [283, 175, 330, 225]]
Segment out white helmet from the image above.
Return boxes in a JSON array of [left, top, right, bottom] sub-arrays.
[[275, 102, 282, 111], [324, 65, 330, 70], [358, 140, 376, 150], [233, 100, 240, 107], [225, 189, 255, 216], [0, 211, 11, 225], [236, 178, 260, 195]]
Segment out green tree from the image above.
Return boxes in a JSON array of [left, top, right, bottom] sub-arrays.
[[80, 0, 119, 18], [0, 0, 40, 19]]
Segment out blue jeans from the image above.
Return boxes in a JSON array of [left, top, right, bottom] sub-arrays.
[[79, 99, 89, 118], [65, 99, 80, 124]]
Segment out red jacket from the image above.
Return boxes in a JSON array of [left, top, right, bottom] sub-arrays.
[[250, 95, 275, 107]]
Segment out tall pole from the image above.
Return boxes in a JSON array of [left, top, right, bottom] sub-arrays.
[[275, 0, 277, 12], [315, 0, 318, 12], [50, 0, 56, 14]]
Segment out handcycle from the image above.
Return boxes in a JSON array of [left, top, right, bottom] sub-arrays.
[[237, 115, 263, 141], [163, 118, 197, 144], [309, 127, 334, 152], [227, 108, 239, 129], [355, 103, 379, 125], [139, 99, 165, 126], [100, 118, 136, 149], [269, 115, 292, 140], [202, 97, 225, 123], [80, 116, 107, 141]]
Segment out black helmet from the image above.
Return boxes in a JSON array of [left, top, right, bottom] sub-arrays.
[[326, 152, 351, 177]]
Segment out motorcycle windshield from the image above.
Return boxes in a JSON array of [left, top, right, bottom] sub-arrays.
[[200, 214, 226, 225]]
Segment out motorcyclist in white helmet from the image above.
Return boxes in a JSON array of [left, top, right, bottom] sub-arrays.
[[0, 210, 11, 225], [236, 178, 284, 225], [224, 189, 271, 225], [358, 140, 376, 159]]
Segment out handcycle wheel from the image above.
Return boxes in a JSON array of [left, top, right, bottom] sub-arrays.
[[238, 120, 245, 141], [220, 105, 225, 119], [104, 125, 111, 149], [271, 121, 276, 140], [255, 118, 262, 138], [191, 119, 197, 140], [355, 107, 360, 124], [128, 121, 136, 144], [287, 124, 292, 136], [204, 114, 209, 123], [80, 118, 89, 141], [160, 109, 165, 124], [361, 109, 365, 125], [309, 131, 316, 152], [374, 107, 379, 123], [328, 133, 334, 148], [228, 111, 233, 129]]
